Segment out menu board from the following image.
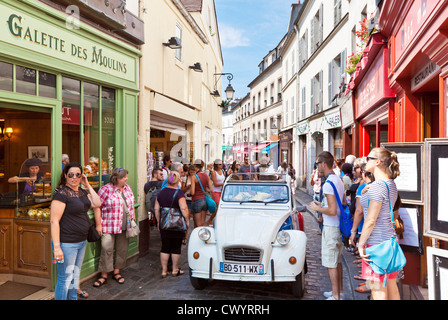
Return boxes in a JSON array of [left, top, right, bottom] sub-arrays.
[[381, 143, 423, 204]]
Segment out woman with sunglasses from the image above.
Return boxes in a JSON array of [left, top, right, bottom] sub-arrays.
[[357, 148, 402, 300], [50, 162, 101, 300]]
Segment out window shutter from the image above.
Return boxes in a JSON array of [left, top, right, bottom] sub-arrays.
[[310, 78, 314, 115], [319, 70, 323, 112], [328, 60, 333, 106]]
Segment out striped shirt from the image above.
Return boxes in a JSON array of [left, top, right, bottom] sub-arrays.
[[98, 183, 135, 234], [360, 180, 398, 245]]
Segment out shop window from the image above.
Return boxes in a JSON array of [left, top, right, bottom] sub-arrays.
[[101, 87, 116, 180], [0, 61, 13, 91], [62, 77, 115, 189], [62, 77, 81, 163], [16, 65, 36, 95], [83, 82, 99, 187], [38, 72, 56, 98]]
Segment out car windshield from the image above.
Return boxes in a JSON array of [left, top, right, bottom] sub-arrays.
[[222, 184, 289, 203]]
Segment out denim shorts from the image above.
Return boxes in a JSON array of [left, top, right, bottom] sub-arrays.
[[191, 198, 207, 214]]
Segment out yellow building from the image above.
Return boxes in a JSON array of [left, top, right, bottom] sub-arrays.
[[136, 0, 223, 239]]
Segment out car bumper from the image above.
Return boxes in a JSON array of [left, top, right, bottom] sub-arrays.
[[188, 227, 307, 282]]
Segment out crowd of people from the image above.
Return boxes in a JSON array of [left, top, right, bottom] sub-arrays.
[[309, 148, 404, 300], [50, 147, 403, 301]]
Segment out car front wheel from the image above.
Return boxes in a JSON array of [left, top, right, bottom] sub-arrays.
[[291, 271, 305, 298], [189, 268, 208, 290]]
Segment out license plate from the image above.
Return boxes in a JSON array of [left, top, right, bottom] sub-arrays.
[[220, 262, 264, 274]]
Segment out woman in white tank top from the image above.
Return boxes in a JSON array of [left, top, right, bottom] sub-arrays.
[[210, 160, 225, 225]]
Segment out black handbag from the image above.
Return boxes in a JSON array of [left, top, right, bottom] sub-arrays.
[[87, 224, 101, 242], [160, 189, 187, 232]]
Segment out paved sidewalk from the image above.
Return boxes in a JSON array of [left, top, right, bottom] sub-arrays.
[[293, 189, 368, 300]]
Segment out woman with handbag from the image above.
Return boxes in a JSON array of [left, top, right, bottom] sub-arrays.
[[154, 171, 189, 278], [357, 148, 404, 300], [190, 159, 214, 228], [93, 168, 136, 287], [51, 162, 101, 300]]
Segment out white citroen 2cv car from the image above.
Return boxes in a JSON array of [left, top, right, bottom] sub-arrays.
[[188, 173, 307, 298]]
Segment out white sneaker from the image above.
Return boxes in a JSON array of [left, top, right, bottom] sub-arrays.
[[323, 291, 344, 299]]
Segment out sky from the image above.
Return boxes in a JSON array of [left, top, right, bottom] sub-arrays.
[[215, 0, 298, 100]]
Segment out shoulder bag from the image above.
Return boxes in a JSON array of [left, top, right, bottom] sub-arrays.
[[120, 191, 140, 239], [365, 181, 406, 286], [87, 224, 101, 242], [160, 189, 187, 232], [195, 174, 217, 214], [326, 179, 353, 238]]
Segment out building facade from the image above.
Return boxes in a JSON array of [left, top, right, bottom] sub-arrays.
[[138, 0, 223, 253], [295, 0, 376, 194], [0, 0, 143, 289]]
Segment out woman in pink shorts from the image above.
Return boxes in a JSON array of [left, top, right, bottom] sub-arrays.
[[357, 148, 403, 300]]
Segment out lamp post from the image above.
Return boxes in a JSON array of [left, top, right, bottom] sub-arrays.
[[212, 73, 235, 102]]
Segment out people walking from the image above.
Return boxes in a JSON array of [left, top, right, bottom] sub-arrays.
[[93, 168, 136, 288], [238, 157, 255, 180], [357, 148, 402, 300], [154, 171, 189, 278], [309, 151, 346, 300], [50, 162, 101, 300], [210, 159, 225, 225], [190, 159, 213, 227]]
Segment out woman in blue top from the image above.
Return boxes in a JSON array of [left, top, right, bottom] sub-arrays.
[[357, 148, 401, 300]]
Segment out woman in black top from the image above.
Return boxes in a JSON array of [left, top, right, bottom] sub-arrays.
[[154, 171, 189, 278], [50, 162, 101, 300]]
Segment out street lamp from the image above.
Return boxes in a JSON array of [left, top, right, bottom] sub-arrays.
[[211, 73, 235, 102]]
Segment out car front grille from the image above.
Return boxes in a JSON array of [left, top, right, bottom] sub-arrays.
[[223, 247, 262, 263]]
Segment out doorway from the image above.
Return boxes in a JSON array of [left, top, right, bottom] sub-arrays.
[[422, 94, 439, 139]]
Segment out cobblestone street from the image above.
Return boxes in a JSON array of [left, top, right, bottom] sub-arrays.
[[82, 190, 367, 300]]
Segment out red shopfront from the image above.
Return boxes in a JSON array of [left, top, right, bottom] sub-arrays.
[[377, 0, 448, 290], [351, 33, 395, 157], [379, 0, 447, 142]]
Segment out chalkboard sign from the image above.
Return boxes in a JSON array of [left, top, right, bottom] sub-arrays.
[[424, 138, 448, 241], [398, 205, 423, 255], [381, 142, 424, 204]]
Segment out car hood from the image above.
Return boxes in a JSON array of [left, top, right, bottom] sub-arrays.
[[215, 206, 290, 249]]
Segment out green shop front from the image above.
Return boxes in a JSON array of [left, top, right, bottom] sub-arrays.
[[0, 0, 140, 290]]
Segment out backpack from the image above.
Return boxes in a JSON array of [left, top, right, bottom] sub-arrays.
[[145, 182, 161, 226], [326, 179, 353, 239]]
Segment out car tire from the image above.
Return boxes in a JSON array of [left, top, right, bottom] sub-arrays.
[[189, 268, 208, 290], [291, 271, 305, 298]]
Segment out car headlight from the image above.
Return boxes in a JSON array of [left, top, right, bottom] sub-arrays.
[[198, 228, 211, 241], [276, 230, 290, 245]]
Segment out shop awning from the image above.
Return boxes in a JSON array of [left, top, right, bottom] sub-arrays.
[[250, 143, 270, 153], [261, 142, 278, 154]]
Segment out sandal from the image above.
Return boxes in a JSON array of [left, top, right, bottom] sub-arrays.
[[354, 275, 366, 281], [93, 276, 107, 287], [172, 269, 185, 277], [355, 285, 371, 293], [113, 273, 125, 284], [77, 289, 89, 298]]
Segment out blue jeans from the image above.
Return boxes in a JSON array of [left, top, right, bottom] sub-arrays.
[[53, 241, 86, 300]]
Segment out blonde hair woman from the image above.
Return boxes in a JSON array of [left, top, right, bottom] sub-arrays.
[[357, 148, 402, 300], [154, 171, 190, 278]]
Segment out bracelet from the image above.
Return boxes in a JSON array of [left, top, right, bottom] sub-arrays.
[[351, 231, 357, 235]]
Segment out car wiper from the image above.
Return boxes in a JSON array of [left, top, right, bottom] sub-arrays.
[[239, 200, 265, 204], [264, 198, 288, 205]]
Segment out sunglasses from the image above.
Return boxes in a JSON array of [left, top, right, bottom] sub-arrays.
[[315, 161, 322, 165], [67, 172, 82, 178], [366, 156, 378, 161]]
